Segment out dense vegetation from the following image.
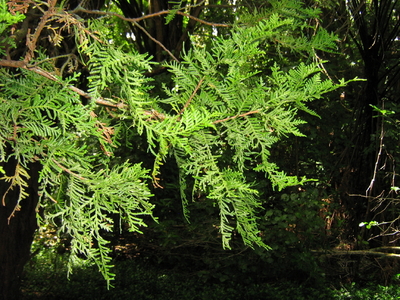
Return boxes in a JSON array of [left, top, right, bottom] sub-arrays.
[[1, 0, 400, 299], [19, 250, 400, 300]]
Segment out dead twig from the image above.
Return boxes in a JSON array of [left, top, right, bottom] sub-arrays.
[[25, 0, 58, 63]]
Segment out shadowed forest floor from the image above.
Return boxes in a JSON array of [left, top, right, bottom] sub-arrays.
[[20, 255, 400, 300]]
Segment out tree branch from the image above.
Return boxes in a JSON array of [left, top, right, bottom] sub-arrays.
[[213, 110, 260, 124], [69, 6, 230, 62], [52, 158, 87, 181], [25, 0, 58, 63], [132, 20, 179, 62], [70, 7, 230, 28], [179, 77, 204, 115], [0, 58, 127, 109], [312, 248, 400, 259]]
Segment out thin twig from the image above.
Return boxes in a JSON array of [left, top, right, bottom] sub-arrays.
[[70, 7, 230, 28], [25, 0, 58, 63], [311, 249, 400, 258], [52, 158, 87, 180], [179, 77, 204, 115], [366, 110, 385, 197], [132, 20, 179, 62], [213, 110, 260, 124], [28, 53, 79, 67]]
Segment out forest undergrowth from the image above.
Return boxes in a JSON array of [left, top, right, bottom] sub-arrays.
[[20, 236, 400, 300]]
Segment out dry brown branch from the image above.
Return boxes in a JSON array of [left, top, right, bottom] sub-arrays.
[[0, 59, 25, 68], [25, 0, 58, 63]]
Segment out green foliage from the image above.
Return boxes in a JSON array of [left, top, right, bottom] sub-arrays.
[[76, 10, 350, 254], [164, 1, 182, 25], [0, 47, 154, 285], [154, 17, 350, 250], [0, 0, 354, 286], [81, 24, 153, 100], [333, 283, 400, 300], [262, 188, 326, 244], [0, 0, 25, 26], [253, 186, 327, 280]]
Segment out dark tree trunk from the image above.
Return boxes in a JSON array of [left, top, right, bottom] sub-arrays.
[[0, 160, 40, 300]]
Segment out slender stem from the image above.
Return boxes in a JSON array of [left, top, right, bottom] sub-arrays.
[[213, 110, 260, 124], [179, 77, 205, 115], [132, 20, 179, 62], [25, 0, 58, 63], [52, 158, 87, 180]]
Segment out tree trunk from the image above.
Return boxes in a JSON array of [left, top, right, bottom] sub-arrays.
[[0, 161, 40, 300]]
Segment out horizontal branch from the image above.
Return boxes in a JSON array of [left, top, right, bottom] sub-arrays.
[[69, 6, 230, 62], [312, 248, 400, 258], [0, 58, 262, 127], [70, 7, 230, 28], [349, 193, 400, 202]]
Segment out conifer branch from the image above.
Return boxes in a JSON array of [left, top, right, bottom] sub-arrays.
[[179, 77, 204, 115], [69, 5, 230, 62], [0, 59, 127, 109], [213, 110, 260, 124], [52, 159, 87, 181]]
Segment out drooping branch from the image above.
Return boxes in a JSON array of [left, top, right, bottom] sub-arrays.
[[0, 58, 126, 109]]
